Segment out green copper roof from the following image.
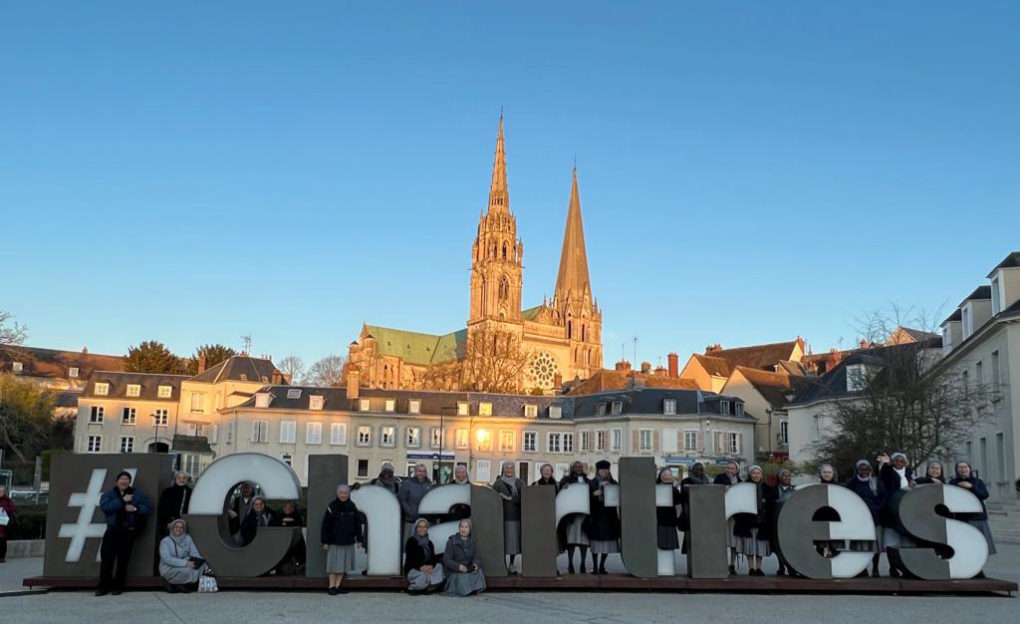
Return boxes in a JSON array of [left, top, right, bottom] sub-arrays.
[[363, 325, 466, 366], [522, 305, 543, 320]]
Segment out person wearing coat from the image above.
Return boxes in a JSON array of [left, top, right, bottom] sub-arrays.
[[492, 461, 524, 574], [403, 518, 444, 594], [655, 467, 682, 551], [228, 482, 256, 544], [157, 471, 192, 534], [0, 485, 15, 563], [679, 462, 707, 556], [773, 468, 797, 576], [368, 462, 401, 495], [532, 463, 559, 489], [815, 463, 843, 558], [273, 500, 306, 574], [447, 464, 472, 521], [442, 519, 486, 596], [398, 464, 433, 541], [732, 465, 774, 576], [239, 496, 276, 547], [158, 519, 208, 592], [96, 471, 153, 596], [714, 461, 742, 574], [950, 461, 996, 556], [845, 459, 888, 576], [588, 460, 620, 575], [321, 484, 362, 595], [559, 461, 591, 574], [876, 451, 915, 577], [915, 460, 946, 485]]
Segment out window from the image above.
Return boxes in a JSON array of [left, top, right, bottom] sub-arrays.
[[157, 385, 173, 399], [68, 366, 79, 378], [479, 402, 492, 416], [735, 403, 744, 417], [119, 436, 134, 453], [278, 420, 296, 443], [409, 399, 421, 414], [251, 420, 269, 443], [94, 382, 109, 396], [991, 351, 1001, 396], [639, 429, 653, 451], [962, 369, 969, 398], [476, 429, 492, 452], [563, 432, 574, 453], [87, 435, 102, 453], [306, 422, 322, 444], [254, 392, 271, 408], [353, 425, 370, 446], [239, 374, 248, 382], [596, 430, 607, 451], [580, 431, 592, 451], [430, 427, 445, 449], [729, 432, 741, 454], [498, 430, 514, 452], [962, 306, 971, 336], [549, 405, 562, 419], [976, 361, 984, 386], [684, 431, 698, 451], [713, 431, 724, 454], [359, 398, 371, 411], [719, 400, 730, 415], [153, 409, 168, 426], [611, 400, 623, 415], [357, 459, 369, 478], [89, 406, 104, 423], [190, 393, 206, 413], [663, 398, 676, 415], [523, 431, 537, 453], [385, 399, 396, 412], [548, 432, 562, 453], [207, 424, 218, 443], [380, 426, 396, 447], [121, 407, 136, 425], [287, 388, 302, 399], [455, 429, 469, 449], [991, 276, 1002, 314], [330, 423, 347, 446], [596, 403, 607, 416], [457, 402, 469, 416], [996, 433, 1006, 481], [476, 459, 492, 483], [662, 428, 678, 453], [11, 361, 23, 373], [406, 426, 421, 448], [309, 395, 324, 410], [780, 421, 789, 445], [610, 428, 622, 452], [126, 384, 141, 397]]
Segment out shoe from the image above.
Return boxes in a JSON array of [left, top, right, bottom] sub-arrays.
[[328, 587, 338, 596], [427, 583, 444, 594], [776, 567, 786, 576], [406, 588, 421, 596], [871, 567, 880, 578], [598, 566, 607, 575], [337, 587, 349, 594], [95, 589, 109, 597], [728, 565, 736, 575], [889, 568, 901, 578], [568, 564, 575, 574], [578, 564, 586, 574], [855, 570, 869, 578]]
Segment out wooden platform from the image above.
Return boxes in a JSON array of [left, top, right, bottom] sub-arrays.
[[22, 574, 1017, 596]]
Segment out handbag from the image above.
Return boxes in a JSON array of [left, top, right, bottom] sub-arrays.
[[198, 575, 219, 593], [0, 509, 9, 527]]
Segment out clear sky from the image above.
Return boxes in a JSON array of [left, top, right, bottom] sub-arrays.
[[2, 2, 1018, 369]]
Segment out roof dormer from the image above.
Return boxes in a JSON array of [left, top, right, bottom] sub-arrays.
[[987, 251, 1020, 315]]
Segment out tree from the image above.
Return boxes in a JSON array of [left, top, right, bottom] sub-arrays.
[[306, 355, 346, 387], [0, 373, 57, 464], [185, 344, 237, 374], [0, 310, 27, 350], [125, 340, 185, 374], [278, 355, 305, 383], [422, 326, 531, 393]]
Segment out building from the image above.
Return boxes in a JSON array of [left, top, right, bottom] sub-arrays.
[[719, 366, 814, 461], [0, 345, 125, 415], [347, 115, 603, 393], [563, 355, 698, 395], [678, 338, 806, 393]]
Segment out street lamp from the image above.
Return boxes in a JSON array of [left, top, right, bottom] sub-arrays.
[[152, 411, 163, 453]]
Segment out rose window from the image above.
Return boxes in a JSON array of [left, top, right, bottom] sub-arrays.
[[528, 351, 559, 389]]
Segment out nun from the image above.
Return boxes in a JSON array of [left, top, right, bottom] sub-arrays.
[[320, 484, 362, 595], [403, 518, 444, 594], [655, 467, 682, 552], [773, 468, 797, 576], [239, 496, 275, 546], [588, 460, 621, 575], [950, 461, 996, 556], [915, 460, 946, 484], [679, 462, 707, 556], [157, 471, 192, 533], [818, 463, 839, 485], [443, 519, 486, 596], [158, 519, 208, 592], [733, 465, 774, 576], [558, 461, 591, 574], [876, 452, 915, 577], [492, 461, 524, 574], [532, 463, 559, 489], [713, 461, 742, 574], [845, 459, 888, 576]]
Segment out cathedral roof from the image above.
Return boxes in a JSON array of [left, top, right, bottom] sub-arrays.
[[362, 325, 466, 366], [554, 167, 593, 302], [521, 305, 543, 320]]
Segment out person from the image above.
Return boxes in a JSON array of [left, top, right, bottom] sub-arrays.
[[158, 519, 208, 592], [0, 485, 15, 563], [239, 496, 276, 546], [448, 464, 472, 521], [655, 467, 682, 552], [876, 452, 915, 577], [398, 464, 433, 541], [845, 459, 888, 577], [228, 482, 256, 544], [492, 461, 524, 574], [532, 463, 559, 489], [403, 518, 444, 594], [949, 461, 996, 556], [450, 464, 471, 485], [96, 471, 152, 596], [815, 463, 842, 558], [558, 461, 591, 574], [588, 460, 620, 575], [679, 462, 707, 556], [713, 461, 742, 574], [915, 460, 946, 485], [443, 519, 486, 596], [773, 469, 797, 576], [368, 463, 401, 495], [273, 500, 306, 575], [157, 471, 192, 533], [818, 463, 839, 485], [321, 484, 362, 595], [732, 465, 774, 576]]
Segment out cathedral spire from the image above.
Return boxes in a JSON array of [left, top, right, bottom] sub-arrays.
[[488, 112, 509, 213], [554, 166, 592, 302]]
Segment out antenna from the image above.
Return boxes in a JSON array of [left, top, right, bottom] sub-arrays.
[[241, 334, 254, 356]]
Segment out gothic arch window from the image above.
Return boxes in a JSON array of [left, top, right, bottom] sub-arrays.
[[567, 320, 572, 339], [581, 324, 586, 342], [502, 241, 508, 260], [490, 242, 496, 258], [586, 348, 591, 365], [498, 275, 510, 300]]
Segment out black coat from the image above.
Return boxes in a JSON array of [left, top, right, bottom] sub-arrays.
[[157, 484, 191, 530], [320, 499, 361, 546], [656, 484, 682, 529], [878, 463, 913, 495], [558, 474, 591, 490], [948, 476, 990, 520], [915, 476, 945, 485], [403, 536, 439, 576], [713, 473, 741, 486], [492, 478, 523, 522], [678, 478, 707, 531], [532, 477, 560, 491], [273, 508, 304, 528], [587, 477, 621, 541], [443, 535, 480, 574], [733, 482, 775, 541], [844, 477, 888, 524]]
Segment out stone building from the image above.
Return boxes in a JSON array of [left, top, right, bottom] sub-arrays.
[[347, 115, 603, 392]]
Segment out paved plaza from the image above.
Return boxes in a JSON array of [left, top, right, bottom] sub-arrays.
[[1, 544, 1016, 623]]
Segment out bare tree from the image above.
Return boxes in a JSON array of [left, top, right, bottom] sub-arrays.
[[306, 355, 346, 387], [421, 326, 532, 393], [278, 355, 305, 383], [0, 310, 28, 351]]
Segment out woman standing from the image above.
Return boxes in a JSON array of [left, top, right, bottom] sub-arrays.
[[655, 467, 682, 552], [733, 465, 774, 576], [845, 459, 888, 576], [158, 519, 208, 592], [443, 519, 486, 596], [492, 461, 524, 574], [588, 460, 620, 575], [773, 469, 797, 576], [915, 460, 946, 485], [0, 485, 15, 563], [558, 461, 591, 574], [157, 471, 192, 533], [320, 484, 361, 595], [679, 463, 706, 556], [876, 452, 915, 577], [532, 463, 559, 489], [816, 463, 842, 558], [403, 518, 444, 594], [818, 463, 839, 485], [949, 462, 996, 556], [714, 461, 742, 575]]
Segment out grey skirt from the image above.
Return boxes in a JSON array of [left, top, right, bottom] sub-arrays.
[[444, 569, 486, 596], [326, 544, 356, 574], [736, 528, 770, 557], [565, 516, 589, 545], [849, 523, 884, 553], [969, 519, 997, 555], [657, 526, 680, 550], [504, 520, 521, 555], [725, 518, 738, 549], [591, 539, 619, 554], [407, 566, 444, 591]]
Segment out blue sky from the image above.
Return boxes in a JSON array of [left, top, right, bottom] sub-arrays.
[[2, 2, 1018, 369]]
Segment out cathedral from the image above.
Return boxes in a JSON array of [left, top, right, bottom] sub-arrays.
[[347, 116, 603, 392]]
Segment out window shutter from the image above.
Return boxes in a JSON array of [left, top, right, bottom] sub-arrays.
[[631, 430, 639, 453], [652, 430, 660, 453]]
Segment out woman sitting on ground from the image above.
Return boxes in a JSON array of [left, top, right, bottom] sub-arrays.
[[404, 518, 444, 594], [158, 519, 208, 592], [443, 519, 486, 597]]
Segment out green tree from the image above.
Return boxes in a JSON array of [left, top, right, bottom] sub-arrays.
[[125, 340, 185, 374], [185, 343, 238, 374], [0, 373, 57, 463]]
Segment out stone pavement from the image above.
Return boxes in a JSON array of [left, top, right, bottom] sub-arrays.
[[2, 547, 1016, 623]]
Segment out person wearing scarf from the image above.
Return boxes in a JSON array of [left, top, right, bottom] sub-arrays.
[[558, 461, 592, 574], [679, 463, 707, 556], [588, 459, 621, 575], [369, 463, 401, 494], [446, 464, 472, 520], [949, 461, 996, 557], [815, 463, 843, 558], [158, 471, 192, 534], [404, 518, 444, 594], [158, 519, 208, 591], [713, 461, 742, 574], [655, 467, 682, 552], [229, 482, 256, 544], [398, 464, 433, 541], [443, 519, 486, 596], [876, 451, 915, 577], [916, 460, 946, 484], [492, 461, 524, 574], [240, 496, 276, 546], [732, 465, 774, 576], [845, 459, 888, 576], [321, 484, 362, 595], [774, 469, 797, 576]]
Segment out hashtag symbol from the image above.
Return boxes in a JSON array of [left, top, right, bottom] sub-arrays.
[[57, 468, 125, 562]]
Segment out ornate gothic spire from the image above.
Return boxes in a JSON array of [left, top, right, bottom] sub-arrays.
[[487, 113, 509, 213], [554, 166, 592, 301]]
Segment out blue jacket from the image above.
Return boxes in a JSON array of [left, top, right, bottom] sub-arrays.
[[844, 477, 887, 524], [99, 486, 153, 530]]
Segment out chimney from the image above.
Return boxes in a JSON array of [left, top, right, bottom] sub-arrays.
[[346, 367, 361, 400], [82, 346, 89, 355], [667, 352, 679, 378], [614, 360, 631, 372], [198, 351, 207, 374], [272, 370, 282, 385], [705, 343, 722, 354], [640, 361, 651, 374], [653, 366, 667, 377]]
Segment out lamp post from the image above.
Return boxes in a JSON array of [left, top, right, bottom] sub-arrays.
[[152, 411, 163, 453], [439, 406, 456, 483]]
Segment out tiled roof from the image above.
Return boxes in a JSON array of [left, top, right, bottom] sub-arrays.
[[730, 366, 813, 408], [692, 354, 731, 377], [891, 326, 939, 343], [82, 371, 188, 401], [703, 340, 800, 372], [566, 369, 700, 395], [189, 355, 283, 384], [0, 345, 125, 380], [361, 325, 466, 366]]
